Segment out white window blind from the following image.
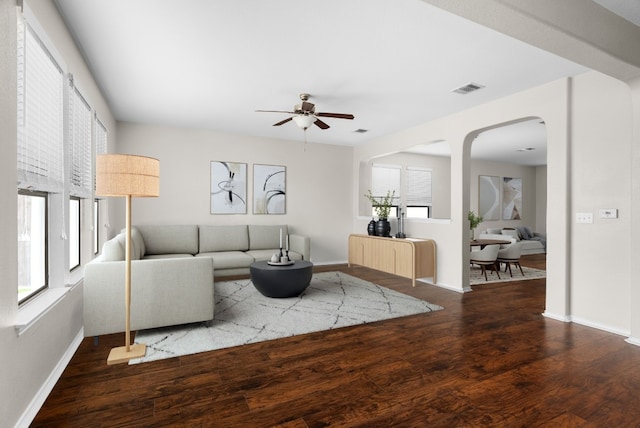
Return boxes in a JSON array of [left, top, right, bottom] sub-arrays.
[[17, 19, 64, 193], [406, 166, 432, 205], [371, 164, 401, 199], [68, 82, 93, 198], [94, 117, 107, 156], [93, 117, 107, 192]]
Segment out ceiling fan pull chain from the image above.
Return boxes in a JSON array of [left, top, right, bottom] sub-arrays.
[[304, 129, 307, 152]]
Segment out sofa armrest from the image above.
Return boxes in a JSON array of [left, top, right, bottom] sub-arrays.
[[83, 257, 214, 337], [289, 234, 311, 261], [533, 232, 546, 239]]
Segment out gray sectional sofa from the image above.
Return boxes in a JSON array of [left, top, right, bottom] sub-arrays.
[[478, 226, 546, 255], [83, 224, 310, 337]]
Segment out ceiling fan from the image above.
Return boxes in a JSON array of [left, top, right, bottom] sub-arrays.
[[256, 93, 354, 130]]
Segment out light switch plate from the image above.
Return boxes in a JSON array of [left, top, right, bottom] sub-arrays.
[[576, 212, 593, 223], [599, 209, 618, 219]]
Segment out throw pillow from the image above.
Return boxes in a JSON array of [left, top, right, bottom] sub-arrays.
[[523, 226, 533, 239], [102, 233, 125, 261], [501, 229, 520, 241], [517, 226, 532, 240]]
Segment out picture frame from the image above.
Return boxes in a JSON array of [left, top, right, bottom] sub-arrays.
[[478, 175, 500, 221], [253, 164, 286, 214], [210, 161, 247, 214], [502, 176, 522, 220]]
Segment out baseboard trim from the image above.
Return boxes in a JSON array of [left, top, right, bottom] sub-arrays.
[[625, 337, 640, 347], [422, 280, 469, 293], [569, 316, 630, 337], [15, 328, 84, 428], [542, 311, 571, 322], [543, 312, 632, 339]]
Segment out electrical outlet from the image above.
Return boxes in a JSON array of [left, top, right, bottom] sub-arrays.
[[599, 209, 618, 219], [576, 212, 593, 224]]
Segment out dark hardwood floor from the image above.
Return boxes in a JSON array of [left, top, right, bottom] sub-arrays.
[[33, 255, 640, 427]]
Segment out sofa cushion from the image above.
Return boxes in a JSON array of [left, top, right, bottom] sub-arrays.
[[196, 251, 254, 269], [120, 227, 145, 260], [249, 225, 288, 250], [131, 227, 146, 258], [199, 225, 249, 252], [486, 228, 502, 235], [501, 229, 520, 241], [143, 254, 194, 260], [136, 225, 199, 255], [102, 233, 125, 261]]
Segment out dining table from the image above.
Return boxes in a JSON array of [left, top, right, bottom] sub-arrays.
[[469, 239, 511, 249]]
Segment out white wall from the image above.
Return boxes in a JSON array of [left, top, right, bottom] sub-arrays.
[[569, 71, 633, 334], [0, 2, 116, 426], [470, 159, 542, 232], [113, 122, 354, 264], [365, 151, 451, 220], [354, 78, 571, 294], [535, 166, 547, 234], [353, 71, 636, 337]]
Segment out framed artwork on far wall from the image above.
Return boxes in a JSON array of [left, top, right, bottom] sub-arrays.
[[210, 161, 247, 214], [253, 164, 286, 214], [478, 175, 500, 221], [502, 176, 522, 220]]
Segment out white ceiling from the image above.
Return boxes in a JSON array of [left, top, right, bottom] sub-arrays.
[[54, 0, 595, 164], [404, 118, 548, 166]]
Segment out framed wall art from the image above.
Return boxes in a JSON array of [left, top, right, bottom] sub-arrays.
[[253, 164, 286, 214], [478, 175, 500, 221], [502, 176, 522, 220], [210, 161, 247, 214]]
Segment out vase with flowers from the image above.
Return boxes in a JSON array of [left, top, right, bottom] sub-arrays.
[[468, 210, 484, 240], [365, 190, 395, 237]]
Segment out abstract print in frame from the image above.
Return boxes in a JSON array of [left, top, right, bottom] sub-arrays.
[[210, 161, 247, 214], [253, 164, 286, 214], [502, 176, 522, 220], [478, 175, 500, 221]]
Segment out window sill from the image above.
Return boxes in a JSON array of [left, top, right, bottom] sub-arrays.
[[16, 287, 71, 336]]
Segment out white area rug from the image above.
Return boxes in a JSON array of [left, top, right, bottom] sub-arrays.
[[469, 265, 546, 285], [130, 271, 442, 364]]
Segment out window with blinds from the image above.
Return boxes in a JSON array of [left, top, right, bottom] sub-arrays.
[[406, 166, 432, 218], [17, 20, 64, 193], [68, 82, 93, 198], [371, 164, 401, 198], [95, 117, 108, 156]]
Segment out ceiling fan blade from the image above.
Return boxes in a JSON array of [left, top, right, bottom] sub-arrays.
[[256, 109, 295, 114], [316, 112, 355, 120], [314, 118, 330, 129], [301, 101, 315, 112], [273, 117, 293, 126]]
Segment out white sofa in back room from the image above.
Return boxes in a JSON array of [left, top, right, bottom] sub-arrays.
[[478, 226, 546, 255], [83, 224, 310, 337]]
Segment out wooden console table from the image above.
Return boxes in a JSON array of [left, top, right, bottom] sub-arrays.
[[348, 234, 436, 287]]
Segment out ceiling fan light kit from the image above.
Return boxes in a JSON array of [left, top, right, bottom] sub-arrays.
[[292, 115, 315, 130], [256, 93, 354, 132]]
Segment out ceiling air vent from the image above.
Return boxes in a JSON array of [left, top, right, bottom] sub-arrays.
[[452, 82, 485, 95]]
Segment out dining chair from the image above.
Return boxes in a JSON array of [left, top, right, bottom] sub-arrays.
[[497, 241, 525, 277], [470, 244, 501, 281]]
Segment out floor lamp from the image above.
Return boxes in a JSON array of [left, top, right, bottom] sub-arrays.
[[96, 154, 160, 365]]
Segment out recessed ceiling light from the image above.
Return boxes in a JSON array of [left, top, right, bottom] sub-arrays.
[[353, 129, 368, 133], [517, 147, 536, 152]]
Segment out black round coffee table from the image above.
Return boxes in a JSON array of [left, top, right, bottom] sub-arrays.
[[249, 260, 313, 298]]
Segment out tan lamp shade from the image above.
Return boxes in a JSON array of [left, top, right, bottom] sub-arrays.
[[96, 154, 160, 197]]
